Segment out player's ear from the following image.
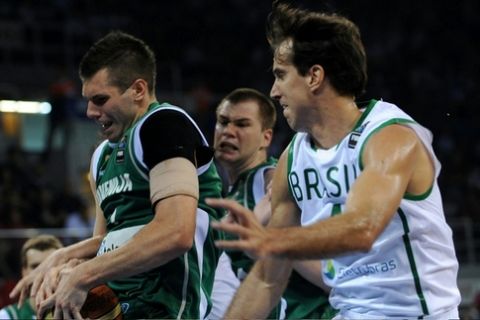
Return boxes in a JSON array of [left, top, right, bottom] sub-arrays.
[[307, 64, 325, 92], [261, 128, 273, 148], [131, 78, 148, 102]]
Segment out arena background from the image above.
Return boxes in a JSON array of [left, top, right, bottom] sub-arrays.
[[0, 0, 478, 316]]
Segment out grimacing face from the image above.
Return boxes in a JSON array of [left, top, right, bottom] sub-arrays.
[[214, 100, 271, 169], [83, 68, 138, 143]]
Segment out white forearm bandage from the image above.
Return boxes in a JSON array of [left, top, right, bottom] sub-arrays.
[[149, 157, 199, 204]]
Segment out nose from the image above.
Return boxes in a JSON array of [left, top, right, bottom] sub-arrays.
[[270, 82, 280, 100], [86, 101, 100, 119], [222, 122, 236, 136]]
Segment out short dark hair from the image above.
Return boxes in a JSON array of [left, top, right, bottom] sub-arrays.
[[266, 2, 367, 98], [21, 234, 63, 268], [79, 31, 156, 93], [218, 88, 277, 130]]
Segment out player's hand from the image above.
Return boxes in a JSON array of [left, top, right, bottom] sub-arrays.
[[35, 258, 85, 311], [8, 272, 34, 308], [9, 248, 66, 308], [207, 198, 273, 259], [37, 268, 88, 320]]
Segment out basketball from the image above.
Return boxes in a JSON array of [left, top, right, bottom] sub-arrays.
[[80, 284, 123, 320], [44, 284, 122, 320]]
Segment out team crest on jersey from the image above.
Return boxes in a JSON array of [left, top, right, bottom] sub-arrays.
[[116, 140, 126, 163], [348, 121, 370, 149]]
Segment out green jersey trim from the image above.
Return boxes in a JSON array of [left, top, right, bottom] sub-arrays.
[[354, 99, 377, 130], [404, 185, 434, 200], [358, 118, 435, 200], [358, 118, 416, 170], [287, 134, 298, 200], [398, 208, 430, 316], [359, 118, 416, 170], [177, 252, 190, 318]]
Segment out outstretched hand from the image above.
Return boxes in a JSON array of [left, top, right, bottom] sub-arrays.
[[35, 258, 86, 314], [9, 249, 66, 308], [37, 264, 88, 320], [207, 198, 273, 260]]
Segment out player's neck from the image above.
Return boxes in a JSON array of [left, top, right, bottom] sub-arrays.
[[226, 152, 267, 185], [309, 96, 361, 149]]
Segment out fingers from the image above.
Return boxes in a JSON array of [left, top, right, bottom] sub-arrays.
[[206, 198, 246, 214], [211, 220, 251, 238], [38, 294, 56, 319], [30, 273, 44, 300], [214, 239, 252, 252], [9, 276, 30, 307], [9, 278, 23, 299], [17, 286, 28, 308], [207, 198, 258, 227]]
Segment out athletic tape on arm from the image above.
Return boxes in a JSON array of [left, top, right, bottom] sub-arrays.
[[149, 157, 199, 204]]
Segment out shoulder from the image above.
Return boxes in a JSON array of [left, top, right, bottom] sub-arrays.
[[143, 104, 196, 128], [361, 124, 420, 170]]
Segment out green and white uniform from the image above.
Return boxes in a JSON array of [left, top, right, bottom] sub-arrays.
[[225, 158, 335, 319], [0, 301, 36, 319], [91, 102, 223, 319], [287, 99, 460, 319]]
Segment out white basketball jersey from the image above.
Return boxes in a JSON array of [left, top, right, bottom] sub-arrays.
[[287, 100, 460, 318]]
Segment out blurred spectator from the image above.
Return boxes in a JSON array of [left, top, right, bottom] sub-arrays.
[[43, 68, 76, 163]]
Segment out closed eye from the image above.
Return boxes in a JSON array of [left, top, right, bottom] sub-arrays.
[[91, 95, 109, 106]]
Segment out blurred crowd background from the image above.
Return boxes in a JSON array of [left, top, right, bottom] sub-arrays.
[[0, 0, 478, 316]]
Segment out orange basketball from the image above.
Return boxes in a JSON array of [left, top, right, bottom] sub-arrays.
[[80, 284, 123, 320]]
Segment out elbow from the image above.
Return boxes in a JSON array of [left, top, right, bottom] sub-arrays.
[[173, 230, 194, 253], [355, 232, 376, 253], [351, 220, 378, 253]]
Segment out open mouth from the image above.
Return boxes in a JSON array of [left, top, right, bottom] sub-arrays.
[[218, 141, 238, 152], [100, 121, 113, 131]]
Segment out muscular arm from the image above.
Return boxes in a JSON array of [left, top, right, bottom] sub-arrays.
[[264, 124, 425, 259], [61, 159, 197, 290]]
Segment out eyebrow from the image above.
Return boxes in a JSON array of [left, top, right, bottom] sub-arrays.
[[218, 115, 253, 122]]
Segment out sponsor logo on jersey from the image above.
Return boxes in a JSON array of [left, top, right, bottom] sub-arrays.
[[348, 121, 369, 149], [116, 141, 126, 163], [121, 303, 130, 314], [337, 259, 397, 280], [348, 132, 360, 148], [323, 259, 336, 280]]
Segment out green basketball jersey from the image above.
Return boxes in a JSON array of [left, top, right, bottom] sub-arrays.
[[225, 157, 335, 319], [0, 300, 35, 319], [91, 102, 223, 319]]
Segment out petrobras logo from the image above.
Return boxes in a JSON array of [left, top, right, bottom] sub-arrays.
[[337, 259, 397, 280], [323, 259, 336, 280]]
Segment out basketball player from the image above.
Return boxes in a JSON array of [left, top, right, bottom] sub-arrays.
[[0, 235, 63, 319], [207, 2, 461, 319], [11, 31, 224, 319], [210, 87, 334, 319]]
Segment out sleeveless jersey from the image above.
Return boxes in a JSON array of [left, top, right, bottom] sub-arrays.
[[91, 102, 223, 319], [0, 301, 35, 319], [287, 99, 460, 318], [225, 158, 334, 319]]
